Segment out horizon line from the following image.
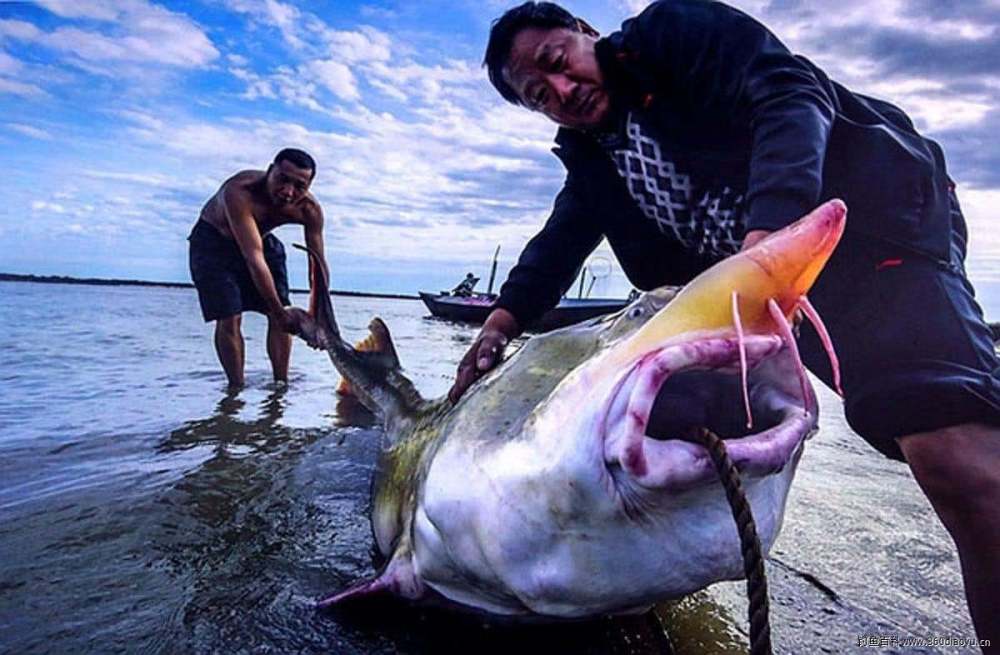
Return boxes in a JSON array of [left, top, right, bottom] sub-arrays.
[[0, 272, 420, 301]]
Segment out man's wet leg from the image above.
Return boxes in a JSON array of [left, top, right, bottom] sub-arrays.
[[267, 312, 291, 383], [898, 423, 1000, 653], [214, 314, 245, 389]]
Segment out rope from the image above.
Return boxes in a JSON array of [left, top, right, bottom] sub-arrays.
[[698, 428, 773, 655]]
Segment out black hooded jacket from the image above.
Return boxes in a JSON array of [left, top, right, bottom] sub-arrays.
[[494, 0, 953, 327]]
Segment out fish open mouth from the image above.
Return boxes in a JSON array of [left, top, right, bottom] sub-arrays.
[[602, 332, 817, 492]]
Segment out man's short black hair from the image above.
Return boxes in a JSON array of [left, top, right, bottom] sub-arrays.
[[273, 148, 316, 179], [484, 2, 578, 105]]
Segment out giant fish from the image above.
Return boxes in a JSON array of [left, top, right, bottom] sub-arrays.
[[292, 199, 846, 619]]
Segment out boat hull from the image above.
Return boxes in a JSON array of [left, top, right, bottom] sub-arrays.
[[419, 292, 626, 332]]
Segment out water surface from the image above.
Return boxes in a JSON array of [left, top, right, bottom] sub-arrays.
[[0, 281, 978, 653]]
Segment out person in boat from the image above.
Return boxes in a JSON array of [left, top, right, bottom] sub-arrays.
[[449, 2, 1000, 646], [189, 148, 327, 389], [452, 272, 480, 297]]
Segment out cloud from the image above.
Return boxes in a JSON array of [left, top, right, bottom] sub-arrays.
[[81, 169, 173, 186], [4, 123, 53, 139], [34, 0, 124, 22], [31, 200, 67, 214], [207, 0, 1000, 290], [104, 88, 560, 267], [307, 59, 360, 101], [229, 65, 330, 111], [114, 109, 165, 132], [958, 187, 1000, 282], [617, 0, 653, 14], [223, 4, 395, 106], [730, 0, 1000, 90], [225, 0, 306, 50], [82, 4, 560, 273], [227, 21, 482, 112], [932, 108, 1000, 189], [2, 1, 219, 69], [3, 0, 999, 295], [0, 20, 41, 41], [0, 50, 21, 75], [0, 77, 48, 98], [713, 0, 1000, 192], [320, 26, 392, 63], [365, 58, 482, 104], [359, 5, 398, 20]]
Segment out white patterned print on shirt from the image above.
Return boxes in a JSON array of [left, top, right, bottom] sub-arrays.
[[610, 113, 747, 257]]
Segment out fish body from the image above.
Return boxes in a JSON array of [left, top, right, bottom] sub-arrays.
[[298, 200, 846, 618]]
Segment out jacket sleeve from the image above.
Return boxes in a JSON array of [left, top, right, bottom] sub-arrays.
[[616, 0, 836, 232], [494, 171, 604, 326]]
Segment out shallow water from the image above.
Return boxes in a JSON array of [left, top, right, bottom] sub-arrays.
[[0, 281, 980, 654]]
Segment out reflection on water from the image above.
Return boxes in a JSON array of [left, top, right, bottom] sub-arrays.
[[152, 386, 330, 651], [334, 391, 379, 430], [148, 385, 675, 654], [160, 386, 294, 456], [659, 592, 748, 654], [0, 283, 977, 654]]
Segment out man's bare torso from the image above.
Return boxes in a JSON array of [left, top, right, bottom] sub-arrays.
[[198, 170, 318, 239]]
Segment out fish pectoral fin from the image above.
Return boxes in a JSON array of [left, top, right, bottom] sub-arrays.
[[316, 555, 424, 609], [315, 574, 391, 609]]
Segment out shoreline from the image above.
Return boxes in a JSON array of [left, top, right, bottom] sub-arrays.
[[0, 272, 420, 301]]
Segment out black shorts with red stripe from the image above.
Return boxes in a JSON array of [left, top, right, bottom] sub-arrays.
[[800, 189, 1000, 460]]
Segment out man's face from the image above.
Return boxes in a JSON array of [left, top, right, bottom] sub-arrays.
[[502, 25, 609, 130], [266, 159, 313, 207]]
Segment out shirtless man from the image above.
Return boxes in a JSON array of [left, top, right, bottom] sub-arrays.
[[188, 148, 326, 389]]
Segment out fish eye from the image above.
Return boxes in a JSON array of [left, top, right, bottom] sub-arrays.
[[530, 86, 547, 108], [627, 305, 644, 320]]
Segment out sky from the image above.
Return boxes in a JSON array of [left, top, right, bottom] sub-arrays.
[[2, 0, 1000, 305]]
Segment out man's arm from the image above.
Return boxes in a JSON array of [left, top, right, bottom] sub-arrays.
[[222, 184, 297, 331], [302, 200, 326, 318], [449, 172, 603, 402], [492, 173, 604, 326], [607, 0, 836, 232]]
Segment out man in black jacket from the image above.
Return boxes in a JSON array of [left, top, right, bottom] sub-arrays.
[[449, 1, 998, 646]]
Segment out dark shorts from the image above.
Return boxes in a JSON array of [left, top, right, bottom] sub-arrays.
[[799, 190, 1000, 460], [188, 220, 290, 322]]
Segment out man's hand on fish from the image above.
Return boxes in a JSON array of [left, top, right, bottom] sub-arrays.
[[448, 307, 519, 403], [281, 307, 328, 350], [275, 306, 303, 334]]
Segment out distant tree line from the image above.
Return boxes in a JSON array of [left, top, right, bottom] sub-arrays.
[[0, 272, 417, 300]]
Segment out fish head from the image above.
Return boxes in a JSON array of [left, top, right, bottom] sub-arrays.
[[578, 197, 845, 489], [405, 200, 845, 616]]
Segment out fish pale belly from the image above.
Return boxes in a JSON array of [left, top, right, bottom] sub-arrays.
[[410, 433, 803, 618]]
